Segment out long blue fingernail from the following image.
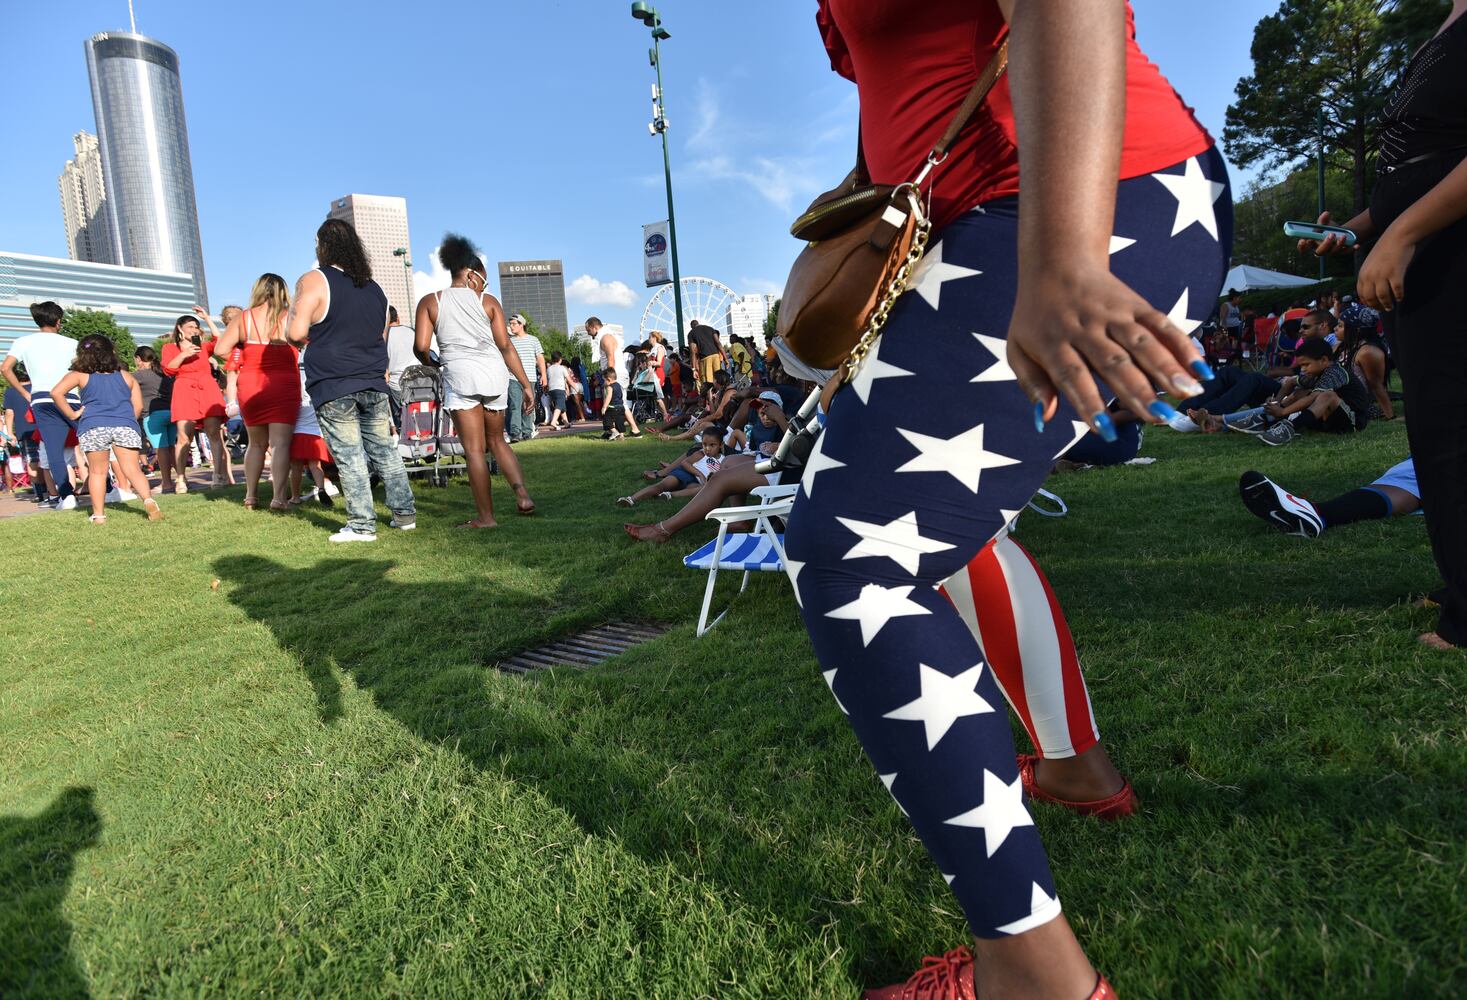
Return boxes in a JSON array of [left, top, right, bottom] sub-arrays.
[[1148, 400, 1180, 422], [1190, 359, 1215, 381], [1092, 411, 1117, 442], [1033, 401, 1046, 433]]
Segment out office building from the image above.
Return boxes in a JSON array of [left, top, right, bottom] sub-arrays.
[[85, 31, 209, 308], [328, 194, 413, 320], [498, 260, 568, 335], [726, 293, 777, 342], [58, 132, 114, 265], [0, 250, 196, 356]]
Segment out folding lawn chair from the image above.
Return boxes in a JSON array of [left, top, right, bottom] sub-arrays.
[[684, 483, 798, 637]]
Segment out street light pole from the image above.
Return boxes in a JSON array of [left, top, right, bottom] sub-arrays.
[[632, 3, 686, 351], [1316, 106, 1327, 281], [392, 247, 412, 320]]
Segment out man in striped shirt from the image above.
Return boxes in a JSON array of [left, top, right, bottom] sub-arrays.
[[506, 314, 546, 442]]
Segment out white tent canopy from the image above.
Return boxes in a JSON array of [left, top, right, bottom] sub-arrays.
[[1222, 264, 1321, 294]]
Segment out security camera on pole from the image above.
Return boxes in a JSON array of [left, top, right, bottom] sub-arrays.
[[630, 2, 686, 351]]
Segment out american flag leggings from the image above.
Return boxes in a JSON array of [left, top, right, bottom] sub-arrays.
[[783, 147, 1230, 937]]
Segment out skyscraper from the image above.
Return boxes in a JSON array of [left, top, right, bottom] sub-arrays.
[[726, 293, 777, 342], [497, 260, 568, 335], [58, 132, 114, 265], [328, 194, 414, 320], [85, 31, 208, 308]]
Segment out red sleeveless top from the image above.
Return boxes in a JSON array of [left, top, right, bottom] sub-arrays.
[[816, 0, 1214, 230]]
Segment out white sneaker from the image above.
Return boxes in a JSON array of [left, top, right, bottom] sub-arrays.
[[1167, 413, 1199, 433], [328, 527, 377, 543], [1238, 470, 1323, 538], [104, 487, 121, 503], [389, 516, 417, 531], [58, 495, 78, 510]]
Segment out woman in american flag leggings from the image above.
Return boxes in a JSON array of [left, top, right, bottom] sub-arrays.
[[784, 147, 1230, 996]]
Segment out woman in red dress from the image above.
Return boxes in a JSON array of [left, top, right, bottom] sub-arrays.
[[212, 274, 300, 509], [160, 309, 229, 492]]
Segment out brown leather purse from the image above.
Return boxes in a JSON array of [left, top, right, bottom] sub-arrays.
[[777, 41, 1009, 374]]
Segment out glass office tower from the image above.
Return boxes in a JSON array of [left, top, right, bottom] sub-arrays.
[[84, 32, 208, 309]]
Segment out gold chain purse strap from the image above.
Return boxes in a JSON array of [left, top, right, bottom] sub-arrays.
[[843, 39, 1008, 384]]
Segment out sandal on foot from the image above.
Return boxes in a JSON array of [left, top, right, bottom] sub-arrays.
[[242, 496, 258, 510], [623, 521, 671, 543], [1017, 753, 1139, 820], [657, 491, 673, 500], [862, 947, 1115, 1000], [268, 500, 290, 512], [616, 496, 636, 508], [88, 514, 107, 524], [143, 498, 164, 521]]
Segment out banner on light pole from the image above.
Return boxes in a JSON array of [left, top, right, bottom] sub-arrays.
[[643, 221, 672, 287]]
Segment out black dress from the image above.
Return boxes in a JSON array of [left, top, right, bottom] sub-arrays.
[[1370, 12, 1467, 644]]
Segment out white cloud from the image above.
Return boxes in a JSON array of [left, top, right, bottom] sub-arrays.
[[566, 274, 638, 308], [687, 154, 815, 214], [740, 276, 785, 297], [411, 246, 452, 304]]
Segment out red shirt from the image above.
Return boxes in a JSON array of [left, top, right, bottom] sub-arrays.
[[817, 0, 1213, 230]]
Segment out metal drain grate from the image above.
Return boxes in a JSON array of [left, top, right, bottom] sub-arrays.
[[496, 622, 670, 675]]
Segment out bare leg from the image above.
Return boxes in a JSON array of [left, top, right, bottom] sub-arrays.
[[628, 475, 682, 504], [289, 461, 303, 502], [202, 417, 229, 485], [84, 451, 109, 518], [626, 457, 766, 541], [114, 447, 162, 519], [243, 424, 268, 502], [971, 916, 1097, 999], [156, 440, 174, 490], [451, 404, 497, 527], [267, 423, 293, 506], [174, 420, 195, 490], [484, 408, 534, 514]]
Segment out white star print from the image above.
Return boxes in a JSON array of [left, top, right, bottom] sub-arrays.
[[882, 662, 995, 750], [944, 769, 1036, 857], [837, 510, 956, 576], [825, 583, 931, 646], [994, 883, 1063, 936], [969, 333, 1016, 384], [1108, 235, 1137, 255], [784, 558, 805, 608], [943, 873, 957, 886], [800, 430, 846, 499], [1166, 288, 1201, 336], [849, 337, 915, 404], [896, 422, 1021, 493], [822, 668, 848, 715], [879, 772, 908, 816], [1053, 419, 1092, 461], [909, 240, 982, 312], [1152, 156, 1224, 239]]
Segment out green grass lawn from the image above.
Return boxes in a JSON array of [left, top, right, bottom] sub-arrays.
[[2, 417, 1464, 998]]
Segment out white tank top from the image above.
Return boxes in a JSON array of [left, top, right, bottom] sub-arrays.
[[600, 331, 624, 378], [435, 287, 497, 357]]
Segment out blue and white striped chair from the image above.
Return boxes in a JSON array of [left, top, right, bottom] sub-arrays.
[[683, 484, 797, 636]]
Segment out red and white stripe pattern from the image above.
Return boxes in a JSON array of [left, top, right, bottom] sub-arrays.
[[939, 535, 1099, 759]]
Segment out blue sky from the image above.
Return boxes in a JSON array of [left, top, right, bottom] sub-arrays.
[[0, 1, 1278, 336]]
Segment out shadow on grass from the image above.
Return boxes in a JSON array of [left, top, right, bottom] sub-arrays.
[[211, 553, 910, 960], [0, 787, 102, 1000]]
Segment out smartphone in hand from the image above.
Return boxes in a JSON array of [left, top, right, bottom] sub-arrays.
[[1283, 220, 1357, 246]]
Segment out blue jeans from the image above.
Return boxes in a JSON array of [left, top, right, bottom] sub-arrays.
[[314, 389, 415, 533], [506, 380, 536, 440], [29, 398, 77, 499]]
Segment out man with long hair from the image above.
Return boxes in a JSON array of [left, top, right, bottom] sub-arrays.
[[286, 219, 416, 542]]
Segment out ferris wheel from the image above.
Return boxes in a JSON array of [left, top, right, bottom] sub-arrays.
[[639, 276, 754, 345]]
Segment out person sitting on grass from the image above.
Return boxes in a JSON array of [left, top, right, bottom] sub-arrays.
[[48, 335, 163, 523], [623, 447, 783, 543], [723, 392, 790, 458], [1238, 458, 1418, 539], [616, 428, 726, 507], [1342, 306, 1395, 421], [657, 370, 741, 441], [1252, 338, 1373, 446]]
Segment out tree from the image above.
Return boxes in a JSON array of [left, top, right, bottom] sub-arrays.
[[59, 309, 137, 369], [516, 312, 591, 367], [1231, 164, 1358, 276], [1223, 0, 1448, 215], [763, 298, 780, 340]]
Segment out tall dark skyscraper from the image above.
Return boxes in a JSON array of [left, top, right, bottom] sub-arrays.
[[85, 31, 209, 308], [497, 260, 568, 335]]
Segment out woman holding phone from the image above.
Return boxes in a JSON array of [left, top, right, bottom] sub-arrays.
[[785, 2, 1228, 996], [160, 308, 229, 492], [1301, 1, 1467, 651]]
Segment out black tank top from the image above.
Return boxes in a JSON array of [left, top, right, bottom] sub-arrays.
[[303, 266, 389, 407]]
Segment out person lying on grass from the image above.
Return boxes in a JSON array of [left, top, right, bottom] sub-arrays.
[[1238, 457, 1419, 540], [617, 428, 725, 507]]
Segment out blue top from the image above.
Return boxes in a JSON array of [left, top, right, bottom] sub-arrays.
[[78, 371, 135, 436], [303, 266, 389, 408]]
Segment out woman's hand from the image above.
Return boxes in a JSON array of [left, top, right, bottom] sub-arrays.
[[1298, 210, 1376, 257], [1356, 225, 1416, 311], [177, 341, 200, 359], [1006, 262, 1206, 436]]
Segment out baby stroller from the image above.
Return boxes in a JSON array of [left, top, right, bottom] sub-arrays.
[[397, 365, 468, 487], [626, 353, 663, 425]]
